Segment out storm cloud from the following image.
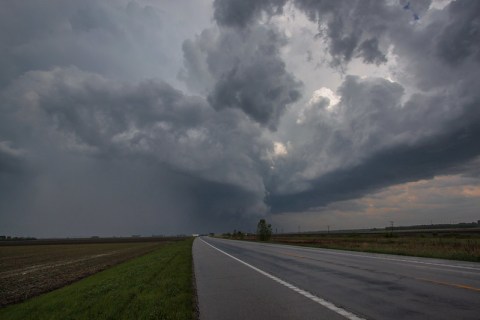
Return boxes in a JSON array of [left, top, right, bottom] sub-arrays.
[[1, 0, 480, 236], [0, 66, 270, 235], [181, 25, 302, 129], [213, 0, 288, 28], [266, 0, 480, 211]]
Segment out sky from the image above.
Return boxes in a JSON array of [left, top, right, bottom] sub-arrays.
[[1, 0, 480, 237]]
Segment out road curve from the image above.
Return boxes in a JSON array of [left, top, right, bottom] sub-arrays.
[[193, 237, 480, 320]]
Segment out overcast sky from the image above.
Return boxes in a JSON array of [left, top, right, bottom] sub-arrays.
[[1, 0, 479, 237]]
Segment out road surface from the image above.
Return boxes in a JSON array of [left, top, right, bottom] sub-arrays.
[[193, 237, 480, 320]]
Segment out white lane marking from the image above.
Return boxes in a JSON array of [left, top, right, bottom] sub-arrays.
[[292, 247, 480, 271], [245, 241, 480, 272], [312, 250, 480, 271], [200, 238, 366, 320]]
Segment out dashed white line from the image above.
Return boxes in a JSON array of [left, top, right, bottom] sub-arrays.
[[200, 238, 366, 320]]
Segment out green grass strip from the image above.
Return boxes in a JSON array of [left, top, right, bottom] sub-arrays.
[[269, 236, 480, 262], [0, 239, 194, 320]]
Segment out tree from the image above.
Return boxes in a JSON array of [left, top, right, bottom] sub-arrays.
[[256, 219, 272, 241]]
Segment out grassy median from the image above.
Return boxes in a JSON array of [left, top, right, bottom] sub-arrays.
[[0, 238, 194, 320]]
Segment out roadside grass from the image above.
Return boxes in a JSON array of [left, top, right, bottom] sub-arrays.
[[0, 239, 194, 320], [269, 234, 480, 262]]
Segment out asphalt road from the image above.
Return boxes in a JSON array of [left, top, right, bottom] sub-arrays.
[[193, 237, 480, 320]]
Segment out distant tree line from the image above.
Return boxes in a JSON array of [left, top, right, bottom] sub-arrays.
[[386, 221, 480, 231], [222, 230, 246, 239], [221, 219, 274, 242], [0, 235, 37, 241]]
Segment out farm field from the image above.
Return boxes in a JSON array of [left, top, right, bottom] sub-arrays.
[[0, 239, 194, 320], [268, 230, 480, 262], [0, 238, 180, 306]]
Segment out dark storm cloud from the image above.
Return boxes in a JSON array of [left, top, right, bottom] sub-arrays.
[[269, 45, 480, 213], [292, 0, 400, 67], [2, 0, 480, 236], [269, 118, 480, 212], [0, 67, 271, 236], [435, 1, 480, 65], [357, 38, 387, 65], [181, 25, 302, 130], [269, 2, 480, 212], [213, 0, 287, 28], [0, 0, 205, 90], [455, 157, 480, 179], [0, 142, 26, 175], [210, 0, 411, 67], [206, 29, 302, 129], [268, 76, 408, 197]]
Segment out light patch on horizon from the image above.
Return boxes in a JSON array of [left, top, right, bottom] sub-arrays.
[[269, 174, 480, 232]]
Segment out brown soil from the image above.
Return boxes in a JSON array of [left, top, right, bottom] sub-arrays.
[[0, 242, 166, 306]]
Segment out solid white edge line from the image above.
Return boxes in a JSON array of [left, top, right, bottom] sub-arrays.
[[315, 250, 480, 271], [200, 238, 366, 320]]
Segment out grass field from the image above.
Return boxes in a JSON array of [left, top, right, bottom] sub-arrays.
[[0, 240, 169, 306], [268, 231, 480, 262], [227, 229, 480, 262], [0, 238, 194, 320]]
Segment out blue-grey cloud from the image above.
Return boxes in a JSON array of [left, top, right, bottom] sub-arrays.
[[269, 119, 480, 212], [0, 67, 270, 236], [435, 1, 480, 65], [213, 0, 287, 28], [181, 25, 302, 130]]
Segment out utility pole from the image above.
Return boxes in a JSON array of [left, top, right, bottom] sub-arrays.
[[390, 221, 394, 236]]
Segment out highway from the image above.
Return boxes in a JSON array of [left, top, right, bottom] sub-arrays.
[[193, 237, 480, 320]]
